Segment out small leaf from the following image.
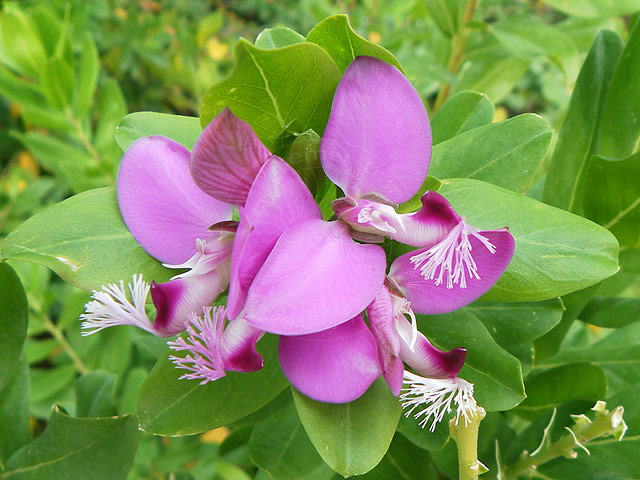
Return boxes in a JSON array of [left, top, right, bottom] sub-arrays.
[[73, 32, 99, 116], [200, 39, 341, 149], [583, 152, 640, 249], [137, 334, 288, 436], [75, 371, 117, 418], [438, 178, 619, 301], [430, 90, 494, 145], [293, 378, 401, 477], [430, 114, 552, 193], [0, 262, 28, 391], [1, 187, 173, 292], [248, 402, 332, 480], [543, 30, 623, 213], [42, 58, 74, 110], [255, 27, 305, 49], [285, 129, 325, 196], [580, 297, 640, 328], [0, 6, 47, 78], [4, 407, 137, 480], [115, 112, 202, 152], [306, 14, 403, 73], [0, 357, 31, 463]]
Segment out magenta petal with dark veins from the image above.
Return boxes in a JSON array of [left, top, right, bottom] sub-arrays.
[[278, 315, 382, 403], [117, 136, 233, 264], [191, 108, 273, 206]]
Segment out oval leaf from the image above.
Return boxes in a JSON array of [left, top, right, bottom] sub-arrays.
[[292, 378, 401, 477], [0, 262, 28, 390], [115, 112, 202, 152], [255, 27, 305, 49], [0, 187, 173, 292], [431, 90, 494, 145]]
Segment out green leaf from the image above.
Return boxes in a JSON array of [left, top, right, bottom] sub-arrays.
[[42, 58, 74, 110], [255, 27, 305, 49], [0, 262, 28, 390], [248, 402, 333, 480], [0, 357, 31, 463], [306, 14, 403, 73], [580, 297, 640, 328], [357, 433, 437, 480], [423, 0, 464, 37], [396, 413, 450, 451], [75, 371, 117, 418], [543, 30, 623, 213], [137, 334, 288, 436], [285, 129, 325, 196], [438, 178, 619, 301], [114, 112, 202, 152], [540, 0, 640, 18], [583, 152, 640, 249], [0, 187, 173, 292], [0, 6, 47, 78], [518, 363, 607, 413], [0, 64, 46, 109], [73, 32, 99, 116], [489, 14, 578, 78], [200, 39, 341, 149], [430, 114, 552, 193], [4, 407, 137, 480], [292, 378, 401, 477], [430, 90, 494, 145], [599, 20, 640, 158], [418, 310, 526, 411]]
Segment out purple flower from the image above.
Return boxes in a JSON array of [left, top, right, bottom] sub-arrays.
[[171, 57, 515, 428], [81, 136, 235, 337]]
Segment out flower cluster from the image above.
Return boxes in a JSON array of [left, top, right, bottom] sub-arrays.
[[81, 56, 514, 430]]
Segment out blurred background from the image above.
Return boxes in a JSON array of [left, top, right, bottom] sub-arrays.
[[0, 1, 637, 478]]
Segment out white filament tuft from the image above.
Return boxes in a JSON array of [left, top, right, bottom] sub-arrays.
[[400, 371, 479, 432], [409, 218, 495, 289], [167, 306, 227, 384], [80, 274, 156, 335]]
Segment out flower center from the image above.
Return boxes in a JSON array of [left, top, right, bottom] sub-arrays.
[[409, 218, 496, 289]]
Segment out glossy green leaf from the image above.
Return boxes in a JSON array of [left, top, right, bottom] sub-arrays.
[[137, 334, 288, 436], [306, 14, 403, 73], [200, 39, 341, 149], [0, 262, 28, 390], [580, 297, 640, 328], [248, 403, 333, 480], [115, 112, 202, 152], [255, 27, 305, 49], [599, 20, 640, 158], [292, 378, 401, 477], [4, 407, 137, 480], [544, 30, 623, 213], [0, 187, 173, 292], [73, 32, 99, 116], [0, 357, 30, 463], [357, 433, 436, 480], [540, 0, 640, 18], [285, 129, 325, 196], [42, 58, 74, 110], [583, 152, 640, 249], [430, 114, 552, 193], [430, 90, 494, 145], [518, 363, 607, 413], [75, 371, 117, 418], [0, 6, 47, 78], [438, 178, 619, 301], [419, 310, 525, 411]]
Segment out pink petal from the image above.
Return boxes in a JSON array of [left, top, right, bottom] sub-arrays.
[[320, 56, 431, 204], [389, 229, 515, 314], [191, 108, 272, 206], [150, 266, 230, 336], [395, 316, 466, 378], [278, 315, 382, 403], [226, 157, 321, 319], [117, 136, 233, 264], [220, 316, 264, 372], [244, 219, 386, 335]]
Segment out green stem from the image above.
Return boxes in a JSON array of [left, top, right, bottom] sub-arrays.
[[43, 315, 89, 375], [450, 407, 487, 480], [433, 0, 478, 113], [503, 404, 626, 479]]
